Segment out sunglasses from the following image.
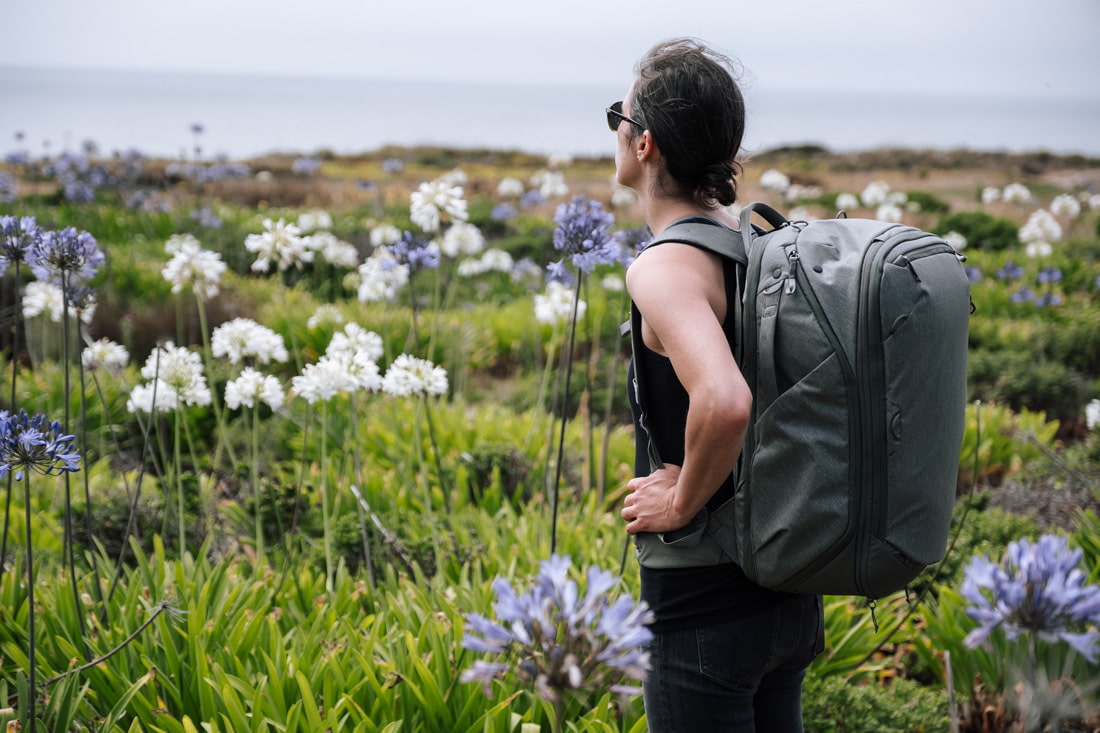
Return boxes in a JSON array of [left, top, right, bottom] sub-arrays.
[[606, 101, 643, 132]]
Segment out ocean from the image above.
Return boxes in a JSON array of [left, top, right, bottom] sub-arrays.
[[2, 66, 1099, 161]]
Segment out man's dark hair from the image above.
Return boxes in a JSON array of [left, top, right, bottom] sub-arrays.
[[630, 38, 746, 208]]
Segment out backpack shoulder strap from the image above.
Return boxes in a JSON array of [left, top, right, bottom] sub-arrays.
[[646, 216, 748, 265]]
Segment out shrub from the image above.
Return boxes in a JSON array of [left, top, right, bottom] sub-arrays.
[[937, 211, 1018, 250], [905, 191, 950, 215], [803, 675, 950, 732], [968, 349, 1090, 424]]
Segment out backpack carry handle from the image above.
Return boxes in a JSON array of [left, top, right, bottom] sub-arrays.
[[739, 202, 789, 253]]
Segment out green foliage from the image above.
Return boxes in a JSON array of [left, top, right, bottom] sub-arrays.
[[904, 190, 950, 215], [5, 150, 1100, 731], [956, 401, 1060, 487], [968, 350, 1090, 423], [803, 675, 950, 732], [936, 210, 1019, 250], [0, 497, 647, 731]]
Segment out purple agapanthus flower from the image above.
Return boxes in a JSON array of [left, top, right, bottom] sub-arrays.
[[1035, 292, 1063, 308], [961, 534, 1100, 662], [0, 172, 15, 204], [0, 410, 82, 481], [0, 215, 42, 273], [545, 260, 574, 286], [460, 554, 654, 702], [551, 195, 618, 274], [491, 202, 518, 222], [388, 230, 440, 272], [964, 266, 983, 283], [520, 190, 547, 208], [3, 151, 31, 166], [1010, 287, 1034, 304], [996, 261, 1025, 281], [1037, 266, 1063, 284], [26, 226, 105, 285], [292, 156, 323, 176], [613, 226, 652, 267]]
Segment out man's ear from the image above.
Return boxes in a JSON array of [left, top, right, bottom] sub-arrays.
[[635, 129, 658, 162]]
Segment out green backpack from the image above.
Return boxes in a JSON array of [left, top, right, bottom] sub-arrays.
[[630, 201, 971, 599]]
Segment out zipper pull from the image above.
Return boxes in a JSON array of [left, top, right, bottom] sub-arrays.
[[785, 249, 800, 293]]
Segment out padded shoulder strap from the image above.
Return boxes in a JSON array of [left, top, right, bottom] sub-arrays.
[[647, 216, 748, 265]]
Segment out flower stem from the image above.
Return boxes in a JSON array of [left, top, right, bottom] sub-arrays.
[[251, 404, 263, 559], [23, 471, 37, 733], [551, 274, 584, 555], [1, 261, 24, 568], [320, 401, 334, 592], [194, 295, 239, 469], [421, 396, 449, 512], [174, 408, 186, 558]]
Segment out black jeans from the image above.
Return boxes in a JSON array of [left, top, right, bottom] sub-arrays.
[[642, 593, 824, 732]]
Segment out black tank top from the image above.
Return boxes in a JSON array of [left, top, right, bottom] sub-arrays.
[[628, 221, 790, 631]]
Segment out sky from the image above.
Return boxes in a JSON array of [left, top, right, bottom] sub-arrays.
[[2, 0, 1099, 98]]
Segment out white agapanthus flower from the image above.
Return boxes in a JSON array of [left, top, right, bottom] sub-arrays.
[[306, 231, 359, 268], [1019, 209, 1062, 257], [165, 232, 200, 256], [786, 184, 823, 202], [129, 341, 212, 411], [602, 274, 625, 292], [307, 304, 345, 330], [981, 186, 1002, 205], [531, 169, 568, 199], [225, 367, 285, 410], [161, 233, 227, 299], [327, 322, 384, 363], [497, 177, 525, 198], [876, 203, 904, 223], [547, 152, 574, 169], [126, 381, 179, 413], [82, 338, 129, 373], [369, 223, 402, 248], [381, 354, 448, 397], [357, 248, 409, 302], [291, 357, 358, 404], [534, 280, 587, 325], [330, 350, 383, 393], [759, 169, 790, 194], [1050, 193, 1081, 219], [457, 248, 515, 277], [297, 209, 333, 232], [479, 248, 514, 273], [860, 181, 891, 208], [211, 318, 289, 365], [1002, 182, 1031, 204], [1086, 399, 1100, 431], [943, 231, 968, 251], [21, 281, 94, 324], [440, 168, 469, 186], [1088, 194, 1100, 211], [835, 192, 860, 211], [244, 218, 313, 272], [440, 221, 486, 257], [788, 206, 810, 221], [410, 179, 468, 233]]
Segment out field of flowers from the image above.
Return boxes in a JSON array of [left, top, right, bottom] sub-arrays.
[[1, 139, 1099, 732]]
